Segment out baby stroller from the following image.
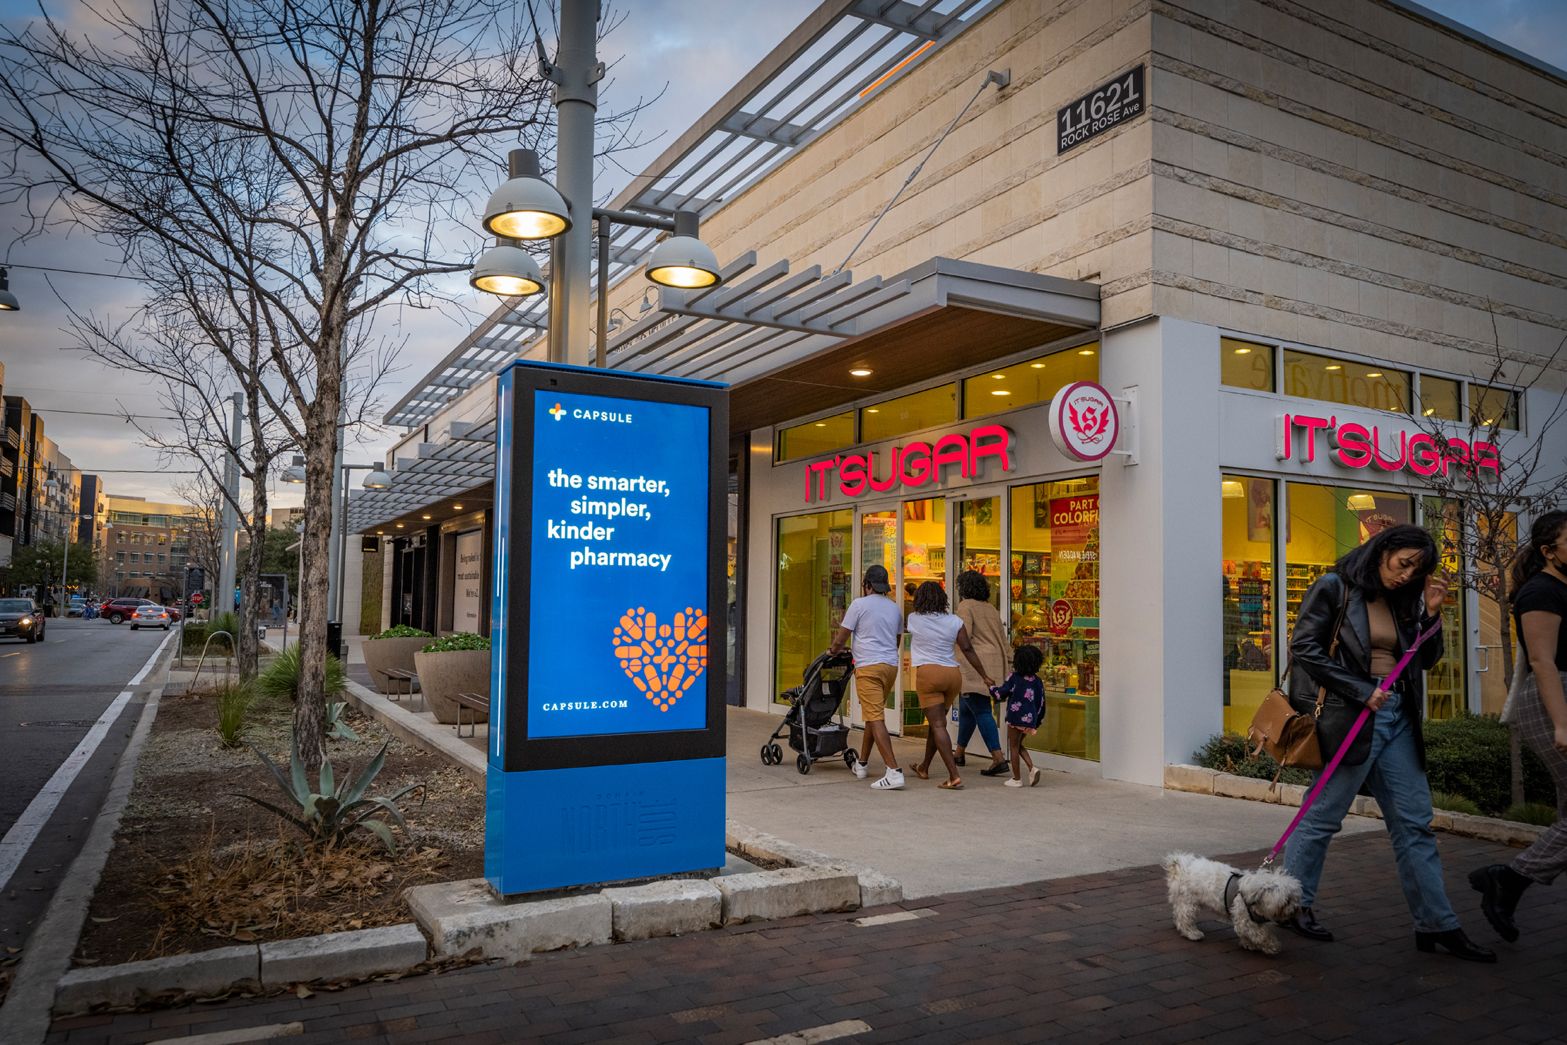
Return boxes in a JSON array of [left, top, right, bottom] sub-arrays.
[[760, 650, 856, 775]]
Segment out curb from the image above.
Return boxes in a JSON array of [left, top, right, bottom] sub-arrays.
[[340, 677, 485, 786], [1164, 763, 1549, 847], [0, 634, 179, 1045], [726, 822, 904, 908]]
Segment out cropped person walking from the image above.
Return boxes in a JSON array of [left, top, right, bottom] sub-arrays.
[[1472, 510, 1567, 942], [907, 580, 994, 790], [952, 570, 1011, 777], [1281, 524, 1494, 962], [830, 565, 905, 791]]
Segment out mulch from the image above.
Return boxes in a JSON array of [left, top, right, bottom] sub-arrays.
[[73, 685, 483, 967]]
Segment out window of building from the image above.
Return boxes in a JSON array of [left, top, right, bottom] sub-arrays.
[[1420, 376, 1461, 421], [859, 384, 956, 443], [1221, 476, 1276, 735], [775, 411, 854, 463], [1281, 349, 1410, 414], [1285, 483, 1412, 635], [962, 344, 1099, 419], [774, 509, 852, 704], [1422, 497, 1465, 720], [1471, 384, 1519, 430], [1008, 476, 1100, 761], [1220, 337, 1275, 392]]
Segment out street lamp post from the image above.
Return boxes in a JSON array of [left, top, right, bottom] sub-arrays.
[[283, 459, 390, 652]]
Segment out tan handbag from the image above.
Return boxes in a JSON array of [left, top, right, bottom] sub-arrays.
[[1246, 586, 1350, 772]]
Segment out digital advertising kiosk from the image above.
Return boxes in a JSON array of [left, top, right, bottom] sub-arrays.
[[486, 361, 728, 896]]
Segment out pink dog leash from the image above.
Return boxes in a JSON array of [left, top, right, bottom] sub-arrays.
[[1261, 619, 1443, 868]]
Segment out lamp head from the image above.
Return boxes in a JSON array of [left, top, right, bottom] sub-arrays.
[[645, 235, 721, 289], [362, 467, 393, 491], [281, 454, 306, 484], [470, 243, 546, 298], [0, 267, 17, 312], [481, 150, 570, 240]]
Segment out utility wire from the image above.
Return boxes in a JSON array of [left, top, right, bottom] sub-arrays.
[[834, 69, 1010, 275], [3, 261, 144, 282]]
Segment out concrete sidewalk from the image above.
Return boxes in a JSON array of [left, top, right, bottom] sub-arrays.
[[329, 640, 1383, 901]]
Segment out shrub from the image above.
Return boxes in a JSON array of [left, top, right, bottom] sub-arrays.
[[373, 625, 432, 640], [238, 739, 423, 853], [1430, 791, 1481, 815], [1422, 712, 1554, 815], [1501, 802, 1558, 827], [256, 644, 346, 704], [420, 632, 489, 653], [1191, 732, 1314, 787], [214, 681, 255, 748]]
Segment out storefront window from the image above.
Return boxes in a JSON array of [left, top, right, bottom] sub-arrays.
[[961, 344, 1098, 419], [1284, 483, 1411, 636], [1476, 511, 1517, 715], [774, 509, 852, 703], [1471, 384, 1519, 430], [859, 384, 956, 443], [1422, 497, 1466, 719], [1420, 376, 1461, 421], [954, 497, 1002, 609], [1282, 349, 1410, 414], [776, 411, 854, 462], [1008, 477, 1099, 761], [1222, 476, 1276, 735], [1220, 337, 1275, 392]]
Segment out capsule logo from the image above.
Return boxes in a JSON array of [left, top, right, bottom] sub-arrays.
[[613, 606, 708, 711], [548, 402, 566, 421]]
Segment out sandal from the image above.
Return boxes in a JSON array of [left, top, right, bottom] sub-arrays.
[[938, 779, 964, 790], [910, 764, 930, 780]]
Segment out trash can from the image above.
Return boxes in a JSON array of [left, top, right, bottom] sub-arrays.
[[326, 620, 343, 661]]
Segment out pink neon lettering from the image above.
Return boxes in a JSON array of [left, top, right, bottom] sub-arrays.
[[839, 453, 868, 497], [1293, 415, 1331, 462], [1281, 413, 1292, 460], [900, 442, 933, 486], [1473, 442, 1501, 477], [868, 449, 899, 493], [931, 434, 971, 478], [969, 424, 1012, 473], [1407, 434, 1441, 477], [1369, 427, 1408, 472], [1332, 422, 1373, 468]]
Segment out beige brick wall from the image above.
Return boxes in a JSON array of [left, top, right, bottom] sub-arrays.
[[1150, 0, 1567, 388]]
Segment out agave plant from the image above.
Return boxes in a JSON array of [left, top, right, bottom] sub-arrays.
[[239, 739, 423, 853], [325, 701, 360, 741]]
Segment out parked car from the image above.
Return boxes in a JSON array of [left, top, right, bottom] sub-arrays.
[[101, 598, 155, 625], [0, 598, 46, 643], [66, 595, 87, 617], [129, 605, 172, 631]]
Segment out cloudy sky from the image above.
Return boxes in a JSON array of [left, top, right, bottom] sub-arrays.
[[0, 0, 1561, 510]]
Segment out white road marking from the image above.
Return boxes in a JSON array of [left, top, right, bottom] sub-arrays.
[[1, 651, 20, 658], [745, 1021, 871, 1045], [148, 1023, 304, 1044], [0, 629, 175, 895], [854, 907, 936, 927]]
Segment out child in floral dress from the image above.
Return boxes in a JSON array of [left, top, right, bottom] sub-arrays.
[[992, 644, 1046, 787]]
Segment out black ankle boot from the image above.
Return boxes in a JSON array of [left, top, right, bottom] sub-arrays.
[[1469, 864, 1530, 943], [1415, 927, 1496, 963], [1280, 907, 1333, 942]]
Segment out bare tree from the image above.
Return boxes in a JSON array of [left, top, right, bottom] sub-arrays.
[[1412, 318, 1567, 805], [0, 0, 566, 765]]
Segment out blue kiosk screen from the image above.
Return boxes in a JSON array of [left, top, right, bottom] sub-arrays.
[[527, 389, 711, 739]]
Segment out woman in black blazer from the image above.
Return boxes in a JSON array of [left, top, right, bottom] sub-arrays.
[[1281, 524, 1494, 962]]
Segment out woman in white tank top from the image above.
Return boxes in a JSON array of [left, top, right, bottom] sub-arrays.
[[906, 580, 994, 789]]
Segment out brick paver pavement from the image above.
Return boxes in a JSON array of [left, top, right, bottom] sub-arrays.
[[47, 833, 1567, 1044]]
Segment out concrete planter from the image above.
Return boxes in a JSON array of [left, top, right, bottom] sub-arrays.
[[362, 636, 427, 693], [414, 648, 490, 725]]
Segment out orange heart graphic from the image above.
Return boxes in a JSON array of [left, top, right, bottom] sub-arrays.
[[613, 606, 708, 712]]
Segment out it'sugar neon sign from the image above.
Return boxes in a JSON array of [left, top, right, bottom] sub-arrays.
[[1278, 414, 1501, 478]]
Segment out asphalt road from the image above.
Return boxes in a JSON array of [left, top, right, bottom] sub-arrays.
[[0, 617, 171, 969]]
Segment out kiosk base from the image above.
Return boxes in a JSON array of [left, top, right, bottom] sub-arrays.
[[484, 757, 726, 896]]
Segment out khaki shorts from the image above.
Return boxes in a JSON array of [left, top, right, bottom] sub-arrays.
[[854, 663, 898, 723], [914, 664, 961, 709]]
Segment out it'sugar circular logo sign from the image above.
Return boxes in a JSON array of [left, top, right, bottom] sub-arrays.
[[1049, 380, 1119, 462]]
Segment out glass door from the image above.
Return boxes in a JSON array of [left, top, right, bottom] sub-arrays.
[[898, 498, 946, 738], [954, 495, 1003, 609], [853, 507, 899, 730]]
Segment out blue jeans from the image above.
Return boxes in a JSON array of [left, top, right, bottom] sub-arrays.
[[1283, 689, 1458, 933], [956, 693, 1002, 754]]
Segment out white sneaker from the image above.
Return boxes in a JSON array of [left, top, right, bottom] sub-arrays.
[[850, 754, 868, 780], [872, 769, 905, 790], [1004, 778, 1024, 788]]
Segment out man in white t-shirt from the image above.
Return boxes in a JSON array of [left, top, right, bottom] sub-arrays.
[[830, 565, 905, 790]]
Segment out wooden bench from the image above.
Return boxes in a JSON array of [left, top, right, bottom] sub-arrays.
[[452, 692, 490, 738], [382, 668, 421, 710]]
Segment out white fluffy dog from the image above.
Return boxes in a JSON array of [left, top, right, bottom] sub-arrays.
[[1162, 852, 1302, 955]]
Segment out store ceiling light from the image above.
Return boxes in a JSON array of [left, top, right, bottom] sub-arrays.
[[991, 373, 1006, 379], [1030, 362, 1046, 369], [991, 389, 1011, 396], [421, 514, 432, 520], [1232, 346, 1251, 355], [1346, 493, 1376, 511], [1078, 348, 1096, 356], [1325, 364, 1342, 371], [1423, 407, 1437, 416], [396, 522, 405, 528], [849, 367, 873, 377], [1221, 479, 1245, 499], [814, 422, 827, 427], [1365, 371, 1382, 378], [453, 504, 464, 511], [866, 408, 880, 414]]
